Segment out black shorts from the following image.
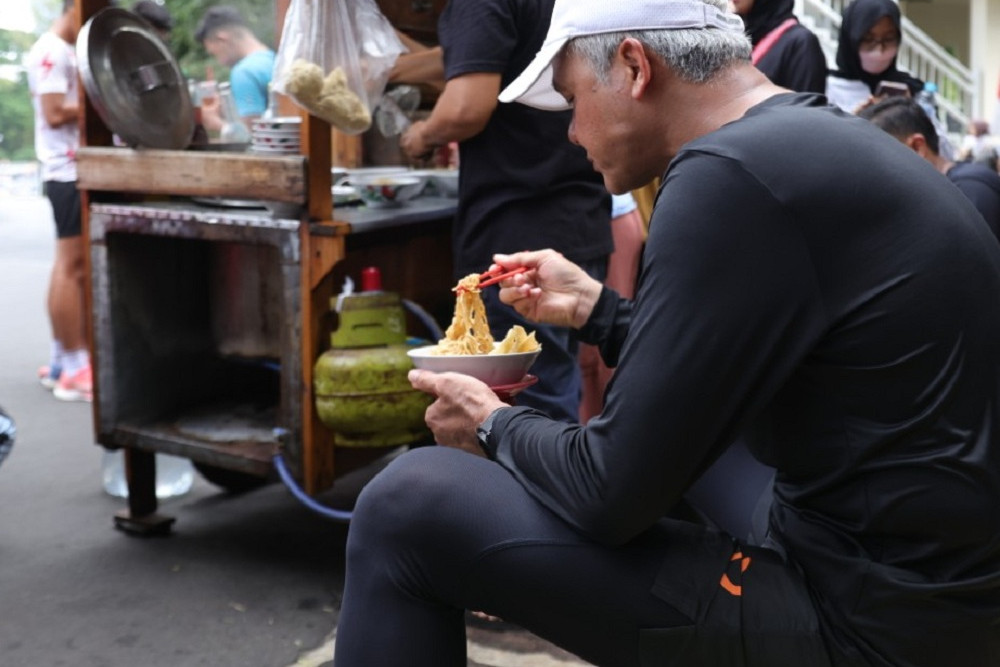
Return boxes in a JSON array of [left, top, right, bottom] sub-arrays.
[[44, 180, 81, 239]]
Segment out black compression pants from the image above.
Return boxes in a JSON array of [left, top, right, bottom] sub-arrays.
[[333, 446, 833, 667]]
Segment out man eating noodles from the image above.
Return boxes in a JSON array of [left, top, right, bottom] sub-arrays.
[[333, 1, 1000, 665]]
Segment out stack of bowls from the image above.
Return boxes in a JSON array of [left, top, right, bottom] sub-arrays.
[[250, 116, 301, 155]]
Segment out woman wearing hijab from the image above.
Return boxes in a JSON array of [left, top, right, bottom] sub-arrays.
[[732, 0, 827, 93], [826, 0, 923, 113]]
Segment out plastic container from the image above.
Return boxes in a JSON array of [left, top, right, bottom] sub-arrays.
[[916, 82, 956, 159], [915, 82, 938, 121], [102, 449, 195, 499], [218, 82, 251, 144]]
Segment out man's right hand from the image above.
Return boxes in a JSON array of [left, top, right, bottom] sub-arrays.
[[492, 249, 603, 329]]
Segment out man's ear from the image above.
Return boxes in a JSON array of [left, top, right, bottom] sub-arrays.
[[903, 133, 928, 156], [618, 37, 652, 100]]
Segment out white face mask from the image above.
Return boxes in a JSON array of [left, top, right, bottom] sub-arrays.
[[859, 46, 898, 75]]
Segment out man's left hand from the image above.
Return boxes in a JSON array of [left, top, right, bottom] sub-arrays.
[[408, 370, 507, 456]]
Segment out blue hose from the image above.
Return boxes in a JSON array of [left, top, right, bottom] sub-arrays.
[[273, 452, 354, 522], [402, 298, 444, 340]]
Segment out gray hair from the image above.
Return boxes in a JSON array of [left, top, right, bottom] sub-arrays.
[[565, 0, 751, 84]]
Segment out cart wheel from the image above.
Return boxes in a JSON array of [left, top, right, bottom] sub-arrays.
[[193, 462, 270, 494]]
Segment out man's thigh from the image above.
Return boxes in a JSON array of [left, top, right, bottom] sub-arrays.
[[358, 447, 830, 667]]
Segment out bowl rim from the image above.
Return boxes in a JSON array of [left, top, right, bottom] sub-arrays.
[[406, 343, 541, 359], [354, 175, 423, 187]]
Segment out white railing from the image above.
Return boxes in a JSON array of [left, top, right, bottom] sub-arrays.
[[796, 0, 976, 134]]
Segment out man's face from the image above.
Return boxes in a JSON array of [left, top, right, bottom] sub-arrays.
[[553, 49, 645, 195], [204, 32, 238, 67], [65, 5, 81, 43]]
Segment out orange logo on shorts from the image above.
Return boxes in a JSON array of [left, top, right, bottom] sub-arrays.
[[719, 551, 752, 597]]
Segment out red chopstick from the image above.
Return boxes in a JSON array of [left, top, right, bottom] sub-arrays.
[[477, 266, 527, 288], [454, 266, 529, 292]]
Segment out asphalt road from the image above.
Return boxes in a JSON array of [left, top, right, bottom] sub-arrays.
[[0, 193, 588, 667]]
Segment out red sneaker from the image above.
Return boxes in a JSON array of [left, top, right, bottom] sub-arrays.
[[53, 365, 93, 403]]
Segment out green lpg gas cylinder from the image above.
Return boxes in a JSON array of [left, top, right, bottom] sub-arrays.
[[313, 269, 432, 447]]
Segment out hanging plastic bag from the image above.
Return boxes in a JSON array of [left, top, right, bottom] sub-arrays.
[[273, 0, 405, 135]]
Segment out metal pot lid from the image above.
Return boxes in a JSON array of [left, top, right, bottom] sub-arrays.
[[77, 7, 193, 149]]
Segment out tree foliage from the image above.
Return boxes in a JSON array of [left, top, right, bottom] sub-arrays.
[[0, 29, 36, 161], [0, 73, 35, 161], [0, 1, 279, 161], [151, 0, 278, 81]]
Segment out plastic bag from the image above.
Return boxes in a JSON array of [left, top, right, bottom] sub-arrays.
[[273, 0, 405, 134]]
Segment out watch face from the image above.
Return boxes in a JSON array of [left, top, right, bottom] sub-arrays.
[[476, 424, 495, 458]]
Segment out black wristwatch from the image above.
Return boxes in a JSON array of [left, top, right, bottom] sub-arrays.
[[475, 408, 504, 459]]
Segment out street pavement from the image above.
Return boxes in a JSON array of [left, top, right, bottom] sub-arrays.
[[0, 194, 589, 667]]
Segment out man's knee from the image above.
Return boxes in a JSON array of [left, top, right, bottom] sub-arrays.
[[350, 447, 473, 551]]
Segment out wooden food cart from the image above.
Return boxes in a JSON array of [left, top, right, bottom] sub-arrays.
[[75, 0, 454, 534]]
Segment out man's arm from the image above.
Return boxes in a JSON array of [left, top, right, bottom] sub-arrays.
[[390, 31, 445, 88], [389, 47, 445, 89], [39, 92, 77, 128], [399, 72, 501, 160], [491, 157, 827, 545]]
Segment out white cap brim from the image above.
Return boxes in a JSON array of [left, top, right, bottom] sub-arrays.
[[498, 36, 572, 111], [498, 0, 746, 111]]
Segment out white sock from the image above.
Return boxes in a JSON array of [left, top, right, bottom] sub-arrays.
[[61, 348, 89, 376]]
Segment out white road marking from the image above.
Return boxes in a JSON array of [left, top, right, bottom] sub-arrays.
[[467, 639, 590, 666], [286, 630, 591, 667]]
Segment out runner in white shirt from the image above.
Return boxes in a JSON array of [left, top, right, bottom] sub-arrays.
[[25, 0, 92, 402], [27, 30, 78, 183]]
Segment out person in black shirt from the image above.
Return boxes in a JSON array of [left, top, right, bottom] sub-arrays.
[[398, 0, 612, 423], [732, 0, 827, 93], [860, 96, 1000, 241], [334, 1, 1000, 665]]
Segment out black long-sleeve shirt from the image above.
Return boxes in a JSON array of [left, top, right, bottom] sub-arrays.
[[490, 94, 1000, 667]]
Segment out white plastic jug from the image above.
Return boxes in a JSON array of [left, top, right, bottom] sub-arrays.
[[102, 450, 194, 499]]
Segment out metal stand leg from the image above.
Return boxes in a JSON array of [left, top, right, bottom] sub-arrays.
[[113, 447, 175, 536]]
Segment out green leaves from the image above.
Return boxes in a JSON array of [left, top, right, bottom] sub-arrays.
[[0, 30, 33, 161], [164, 0, 277, 80]]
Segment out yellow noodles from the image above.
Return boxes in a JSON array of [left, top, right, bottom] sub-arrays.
[[436, 274, 494, 355], [495, 325, 539, 354], [432, 273, 541, 356]]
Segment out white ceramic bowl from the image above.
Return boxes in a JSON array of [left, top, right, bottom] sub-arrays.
[[252, 135, 300, 146], [411, 169, 459, 198], [407, 344, 540, 386], [332, 185, 359, 205], [251, 116, 301, 132], [430, 170, 458, 197], [343, 166, 410, 183], [353, 174, 424, 208]]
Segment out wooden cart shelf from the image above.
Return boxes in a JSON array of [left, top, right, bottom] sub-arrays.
[[77, 147, 310, 203], [77, 0, 456, 535]]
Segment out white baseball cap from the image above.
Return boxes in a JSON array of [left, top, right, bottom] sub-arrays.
[[499, 0, 745, 111]]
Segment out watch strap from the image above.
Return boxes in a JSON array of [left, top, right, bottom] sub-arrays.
[[475, 407, 505, 459]]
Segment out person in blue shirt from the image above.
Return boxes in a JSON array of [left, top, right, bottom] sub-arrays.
[[195, 5, 274, 128]]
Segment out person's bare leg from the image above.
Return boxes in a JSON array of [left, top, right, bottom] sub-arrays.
[[48, 235, 87, 353]]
